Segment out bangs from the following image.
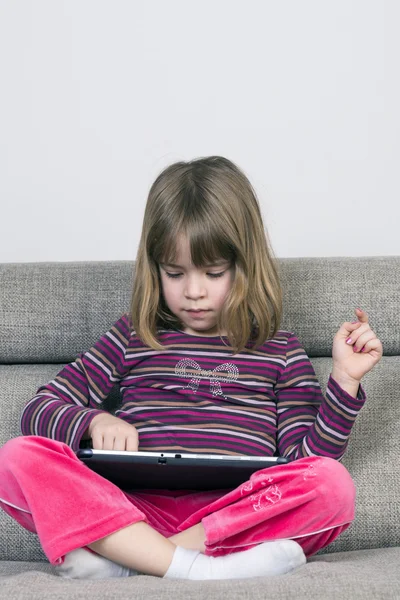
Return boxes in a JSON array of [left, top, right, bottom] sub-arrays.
[[152, 219, 236, 268]]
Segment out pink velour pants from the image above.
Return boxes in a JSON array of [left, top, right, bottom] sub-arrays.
[[0, 436, 356, 565]]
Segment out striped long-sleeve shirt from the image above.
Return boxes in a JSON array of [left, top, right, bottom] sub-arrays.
[[21, 313, 366, 460]]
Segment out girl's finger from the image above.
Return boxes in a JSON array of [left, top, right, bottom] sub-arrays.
[[113, 436, 127, 451], [355, 308, 369, 323], [343, 322, 368, 343], [102, 432, 115, 451], [360, 338, 383, 355], [352, 330, 375, 352], [126, 435, 139, 452], [91, 431, 104, 450], [339, 321, 362, 337]]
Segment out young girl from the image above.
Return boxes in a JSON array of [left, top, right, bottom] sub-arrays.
[[0, 156, 382, 581]]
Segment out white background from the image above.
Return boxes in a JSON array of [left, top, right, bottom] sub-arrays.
[[0, 0, 399, 262]]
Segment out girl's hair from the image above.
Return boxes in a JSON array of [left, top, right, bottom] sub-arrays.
[[131, 156, 282, 353]]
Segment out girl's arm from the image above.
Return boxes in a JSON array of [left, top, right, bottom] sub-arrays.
[[275, 332, 367, 461], [20, 313, 133, 451]]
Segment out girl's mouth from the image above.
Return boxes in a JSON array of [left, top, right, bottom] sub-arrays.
[[186, 310, 209, 318]]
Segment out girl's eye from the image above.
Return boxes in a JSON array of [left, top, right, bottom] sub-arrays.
[[164, 270, 226, 279]]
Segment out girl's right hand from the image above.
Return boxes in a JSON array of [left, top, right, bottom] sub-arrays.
[[87, 413, 139, 451]]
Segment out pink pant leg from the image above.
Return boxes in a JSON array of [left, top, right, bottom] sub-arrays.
[[0, 439, 356, 563], [0, 436, 147, 564], [177, 456, 356, 558]]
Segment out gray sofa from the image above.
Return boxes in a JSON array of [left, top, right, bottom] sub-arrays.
[[0, 258, 399, 599]]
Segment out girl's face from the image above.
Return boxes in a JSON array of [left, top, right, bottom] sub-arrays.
[[159, 236, 234, 336]]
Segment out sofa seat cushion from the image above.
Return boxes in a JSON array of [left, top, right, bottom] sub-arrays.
[[0, 547, 399, 599]]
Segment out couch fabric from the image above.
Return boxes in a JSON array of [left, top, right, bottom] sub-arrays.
[[0, 258, 399, 598]]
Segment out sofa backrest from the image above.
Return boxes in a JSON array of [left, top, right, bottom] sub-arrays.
[[1, 257, 399, 363], [0, 258, 399, 561]]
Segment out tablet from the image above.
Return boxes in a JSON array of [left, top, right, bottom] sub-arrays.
[[76, 449, 289, 490]]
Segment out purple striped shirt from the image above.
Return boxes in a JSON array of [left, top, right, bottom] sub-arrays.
[[21, 313, 366, 459]]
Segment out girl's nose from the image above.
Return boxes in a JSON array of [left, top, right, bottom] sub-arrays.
[[184, 275, 206, 299]]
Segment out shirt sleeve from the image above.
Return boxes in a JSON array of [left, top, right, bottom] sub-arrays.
[[20, 313, 133, 451], [275, 333, 366, 461]]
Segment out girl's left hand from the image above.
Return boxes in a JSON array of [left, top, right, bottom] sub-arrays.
[[332, 308, 383, 386]]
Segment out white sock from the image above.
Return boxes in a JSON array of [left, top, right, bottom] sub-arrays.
[[164, 540, 306, 580], [55, 547, 138, 580]]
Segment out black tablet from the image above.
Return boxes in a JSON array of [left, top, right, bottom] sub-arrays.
[[76, 449, 289, 491]]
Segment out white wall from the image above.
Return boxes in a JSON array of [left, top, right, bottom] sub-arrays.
[[0, 0, 398, 262]]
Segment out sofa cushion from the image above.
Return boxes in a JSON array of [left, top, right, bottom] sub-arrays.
[[1, 548, 399, 599], [0, 262, 133, 364], [1, 258, 399, 363]]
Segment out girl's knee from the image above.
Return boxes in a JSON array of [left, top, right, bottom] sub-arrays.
[[315, 456, 354, 484], [308, 456, 356, 513], [0, 436, 29, 465], [0, 435, 68, 471]]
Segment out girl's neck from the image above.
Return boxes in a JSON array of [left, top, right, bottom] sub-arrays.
[[176, 328, 227, 339]]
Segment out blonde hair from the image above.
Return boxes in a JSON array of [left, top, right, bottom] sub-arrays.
[[131, 156, 282, 353]]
